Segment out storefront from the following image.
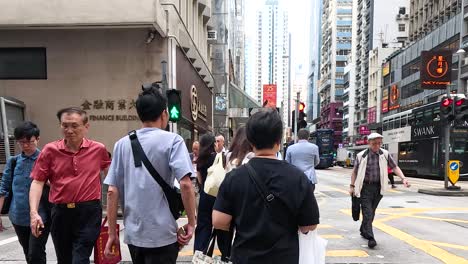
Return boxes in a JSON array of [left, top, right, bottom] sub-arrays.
[[176, 48, 213, 147]]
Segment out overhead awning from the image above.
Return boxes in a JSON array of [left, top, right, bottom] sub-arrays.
[[229, 83, 261, 108]]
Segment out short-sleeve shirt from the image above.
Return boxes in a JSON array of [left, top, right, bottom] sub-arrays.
[[30, 138, 111, 204], [214, 158, 319, 264], [0, 150, 49, 226], [104, 128, 194, 248], [353, 149, 397, 183]]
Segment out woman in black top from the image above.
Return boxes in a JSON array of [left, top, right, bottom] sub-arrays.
[[194, 135, 231, 259], [194, 134, 217, 252]]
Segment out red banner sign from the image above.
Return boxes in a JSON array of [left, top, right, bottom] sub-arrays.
[[262, 84, 277, 108]]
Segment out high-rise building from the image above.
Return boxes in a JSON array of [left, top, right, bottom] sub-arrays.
[[318, 0, 353, 148], [308, 0, 323, 123], [352, 0, 409, 144], [250, 0, 290, 123], [409, 0, 461, 42]]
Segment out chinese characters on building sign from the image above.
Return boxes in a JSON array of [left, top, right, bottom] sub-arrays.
[[420, 50, 452, 89], [382, 87, 389, 113], [262, 84, 277, 108], [388, 85, 400, 111], [81, 99, 138, 122]]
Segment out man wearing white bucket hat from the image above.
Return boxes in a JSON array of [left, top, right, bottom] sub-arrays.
[[349, 132, 410, 249]]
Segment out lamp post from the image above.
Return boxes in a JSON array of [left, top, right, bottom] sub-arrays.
[[456, 48, 466, 95]]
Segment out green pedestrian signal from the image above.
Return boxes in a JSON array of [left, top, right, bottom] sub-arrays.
[[166, 89, 182, 122], [169, 105, 180, 120]]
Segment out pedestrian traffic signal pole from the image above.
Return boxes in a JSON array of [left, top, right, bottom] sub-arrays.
[[444, 85, 450, 189], [294, 92, 300, 143]]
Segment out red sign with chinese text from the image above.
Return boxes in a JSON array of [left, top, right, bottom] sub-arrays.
[[262, 84, 277, 108]]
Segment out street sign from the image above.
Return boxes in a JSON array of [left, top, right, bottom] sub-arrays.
[[447, 160, 460, 185]]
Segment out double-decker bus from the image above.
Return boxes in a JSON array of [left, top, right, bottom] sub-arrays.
[[383, 102, 468, 178], [309, 129, 334, 169]]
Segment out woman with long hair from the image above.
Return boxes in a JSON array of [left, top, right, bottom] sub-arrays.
[[194, 134, 217, 252], [225, 127, 254, 172]]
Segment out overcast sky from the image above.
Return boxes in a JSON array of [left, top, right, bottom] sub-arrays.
[[244, 0, 312, 81]]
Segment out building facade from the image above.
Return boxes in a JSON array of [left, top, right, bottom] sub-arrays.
[[352, 0, 409, 146], [318, 0, 353, 147], [0, 0, 214, 163], [308, 0, 323, 123], [409, 0, 462, 42]]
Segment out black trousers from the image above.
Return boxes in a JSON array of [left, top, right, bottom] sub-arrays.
[[359, 183, 383, 240], [13, 223, 50, 264], [194, 190, 232, 259], [128, 242, 179, 264], [50, 201, 102, 264]]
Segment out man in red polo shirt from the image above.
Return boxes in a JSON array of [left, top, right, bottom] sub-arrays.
[[29, 107, 111, 264]]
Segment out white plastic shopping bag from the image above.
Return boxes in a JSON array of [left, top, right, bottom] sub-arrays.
[[204, 152, 226, 197], [299, 230, 328, 264]]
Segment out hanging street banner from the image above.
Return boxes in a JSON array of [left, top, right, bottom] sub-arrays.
[[262, 84, 277, 108]]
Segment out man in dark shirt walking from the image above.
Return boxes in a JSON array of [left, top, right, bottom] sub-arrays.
[[213, 109, 319, 263]]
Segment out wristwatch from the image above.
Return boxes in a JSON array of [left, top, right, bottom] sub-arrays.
[[350, 184, 355, 188]]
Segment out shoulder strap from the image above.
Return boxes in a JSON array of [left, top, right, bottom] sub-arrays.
[[245, 163, 295, 230], [128, 130, 172, 193], [9, 156, 17, 192]]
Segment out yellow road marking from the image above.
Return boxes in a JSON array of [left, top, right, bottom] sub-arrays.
[[181, 249, 368, 257], [317, 224, 333, 229], [320, 234, 344, 239], [421, 241, 468, 251], [341, 208, 468, 263], [373, 221, 468, 264], [326, 250, 369, 257], [324, 185, 349, 194], [405, 215, 468, 224], [387, 189, 403, 194]]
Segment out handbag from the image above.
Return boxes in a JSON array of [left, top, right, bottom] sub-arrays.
[[128, 130, 184, 220], [192, 232, 232, 264], [351, 195, 360, 221], [204, 153, 226, 197], [94, 217, 121, 264], [298, 230, 327, 264], [1, 157, 17, 215]]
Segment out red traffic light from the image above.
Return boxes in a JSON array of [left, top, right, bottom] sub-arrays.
[[299, 102, 305, 112], [441, 98, 453, 107], [455, 98, 465, 106]]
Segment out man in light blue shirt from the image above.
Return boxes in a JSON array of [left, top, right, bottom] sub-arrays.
[[286, 129, 320, 191], [104, 85, 196, 263]]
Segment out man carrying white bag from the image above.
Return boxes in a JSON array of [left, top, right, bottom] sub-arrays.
[[299, 230, 328, 264]]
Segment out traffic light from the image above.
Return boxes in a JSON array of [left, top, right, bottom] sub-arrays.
[[454, 96, 468, 122], [166, 89, 181, 122], [298, 102, 307, 129], [440, 96, 454, 122]]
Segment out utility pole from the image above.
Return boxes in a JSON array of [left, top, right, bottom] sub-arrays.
[[288, 33, 292, 127], [294, 92, 300, 143], [444, 85, 450, 189]]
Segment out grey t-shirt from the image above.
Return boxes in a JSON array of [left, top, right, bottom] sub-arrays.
[[104, 127, 194, 248]]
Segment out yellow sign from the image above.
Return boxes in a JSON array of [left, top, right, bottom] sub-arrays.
[[382, 62, 390, 77], [447, 160, 460, 185]]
